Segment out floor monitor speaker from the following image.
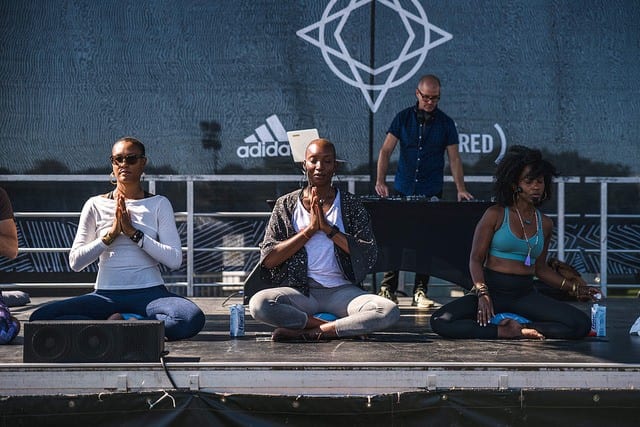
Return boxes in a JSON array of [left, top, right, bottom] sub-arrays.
[[23, 320, 164, 363]]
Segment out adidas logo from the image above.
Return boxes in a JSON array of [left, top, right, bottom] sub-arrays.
[[237, 114, 292, 158]]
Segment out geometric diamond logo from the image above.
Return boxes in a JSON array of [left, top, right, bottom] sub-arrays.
[[297, 0, 453, 112]]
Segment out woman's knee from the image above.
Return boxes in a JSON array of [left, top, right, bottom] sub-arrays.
[[429, 314, 443, 334], [383, 304, 401, 328], [248, 292, 272, 321], [29, 303, 60, 321], [165, 307, 205, 341], [152, 298, 205, 340], [29, 306, 47, 321], [248, 289, 290, 319], [571, 312, 592, 338], [429, 308, 451, 334], [190, 307, 206, 331], [364, 298, 400, 329], [560, 304, 592, 338]]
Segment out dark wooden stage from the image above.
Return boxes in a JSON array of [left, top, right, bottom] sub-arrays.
[[2, 294, 640, 397]]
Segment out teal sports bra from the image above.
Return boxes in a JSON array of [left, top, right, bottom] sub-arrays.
[[489, 207, 544, 263]]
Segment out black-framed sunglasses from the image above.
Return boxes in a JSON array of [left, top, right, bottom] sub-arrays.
[[110, 154, 145, 166]]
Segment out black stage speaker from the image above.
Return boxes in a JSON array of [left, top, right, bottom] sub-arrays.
[[23, 320, 165, 363]]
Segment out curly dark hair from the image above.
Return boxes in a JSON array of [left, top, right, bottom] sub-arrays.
[[493, 145, 558, 206]]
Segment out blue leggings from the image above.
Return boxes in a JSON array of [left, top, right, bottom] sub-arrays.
[[29, 286, 205, 341]]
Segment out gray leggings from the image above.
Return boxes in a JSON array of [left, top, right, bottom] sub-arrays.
[[249, 283, 400, 337]]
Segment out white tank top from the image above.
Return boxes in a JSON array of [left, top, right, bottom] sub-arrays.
[[292, 190, 350, 288]]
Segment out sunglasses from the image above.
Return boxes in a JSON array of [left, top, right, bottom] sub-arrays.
[[110, 154, 145, 166]]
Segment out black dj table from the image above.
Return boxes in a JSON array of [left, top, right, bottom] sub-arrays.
[[361, 197, 492, 290]]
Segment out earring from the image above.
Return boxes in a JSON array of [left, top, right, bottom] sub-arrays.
[[110, 172, 117, 186], [542, 190, 548, 201]]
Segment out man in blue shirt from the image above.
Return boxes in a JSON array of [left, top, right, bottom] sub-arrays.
[[375, 74, 473, 308]]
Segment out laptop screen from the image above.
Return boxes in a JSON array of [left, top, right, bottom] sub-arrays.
[[286, 128, 319, 162]]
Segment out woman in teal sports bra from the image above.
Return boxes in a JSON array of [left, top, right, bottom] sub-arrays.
[[431, 146, 597, 339]]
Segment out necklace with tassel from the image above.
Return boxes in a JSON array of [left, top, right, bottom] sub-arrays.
[[514, 207, 539, 266]]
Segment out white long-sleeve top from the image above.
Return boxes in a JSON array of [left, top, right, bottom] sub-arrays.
[[69, 194, 182, 290]]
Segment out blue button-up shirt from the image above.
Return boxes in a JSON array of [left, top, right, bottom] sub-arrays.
[[388, 106, 459, 197]]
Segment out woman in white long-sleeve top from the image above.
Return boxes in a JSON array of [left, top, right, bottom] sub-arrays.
[[30, 137, 205, 341]]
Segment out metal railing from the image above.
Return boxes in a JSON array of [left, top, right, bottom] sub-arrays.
[[1, 174, 639, 296]]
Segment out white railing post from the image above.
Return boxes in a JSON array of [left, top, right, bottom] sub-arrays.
[[600, 182, 608, 297], [556, 181, 565, 261], [186, 179, 195, 296], [348, 177, 355, 194], [147, 178, 156, 195]]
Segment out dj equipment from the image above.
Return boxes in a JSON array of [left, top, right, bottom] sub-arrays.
[[23, 320, 164, 363], [359, 195, 489, 203], [360, 198, 492, 290]]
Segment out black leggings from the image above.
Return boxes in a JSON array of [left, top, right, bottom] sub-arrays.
[[430, 269, 591, 339]]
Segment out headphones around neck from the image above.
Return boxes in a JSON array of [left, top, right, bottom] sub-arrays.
[[415, 102, 433, 125]]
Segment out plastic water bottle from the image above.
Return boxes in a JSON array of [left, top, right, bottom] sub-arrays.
[[591, 299, 606, 337], [589, 273, 606, 337]]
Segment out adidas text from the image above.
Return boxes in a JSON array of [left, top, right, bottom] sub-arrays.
[[236, 141, 291, 158]]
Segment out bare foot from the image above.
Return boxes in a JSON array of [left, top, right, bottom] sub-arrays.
[[520, 327, 545, 340], [107, 313, 123, 320], [497, 319, 545, 340]]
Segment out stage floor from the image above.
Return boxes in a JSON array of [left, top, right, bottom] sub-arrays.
[[2, 294, 640, 396]]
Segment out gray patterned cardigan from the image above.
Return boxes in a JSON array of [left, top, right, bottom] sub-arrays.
[[260, 187, 377, 295]]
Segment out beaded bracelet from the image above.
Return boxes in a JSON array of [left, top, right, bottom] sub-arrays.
[[568, 281, 579, 296], [471, 282, 490, 298]]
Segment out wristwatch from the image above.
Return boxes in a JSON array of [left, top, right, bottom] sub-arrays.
[[326, 225, 340, 239], [130, 229, 144, 247]]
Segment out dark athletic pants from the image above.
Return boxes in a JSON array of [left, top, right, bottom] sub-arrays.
[[430, 269, 591, 339]]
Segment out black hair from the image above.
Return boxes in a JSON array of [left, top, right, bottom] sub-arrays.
[[493, 145, 558, 206]]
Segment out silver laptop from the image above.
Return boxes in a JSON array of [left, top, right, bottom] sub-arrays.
[[286, 128, 345, 163], [286, 128, 319, 162]]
